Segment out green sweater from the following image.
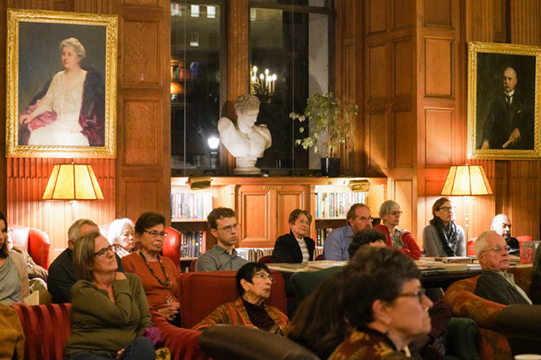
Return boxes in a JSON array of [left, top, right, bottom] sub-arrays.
[[64, 272, 153, 356]]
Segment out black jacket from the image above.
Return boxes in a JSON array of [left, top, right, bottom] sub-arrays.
[[272, 231, 315, 263]]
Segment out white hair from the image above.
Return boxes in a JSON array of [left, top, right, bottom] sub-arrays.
[[474, 230, 497, 256], [107, 218, 134, 245]]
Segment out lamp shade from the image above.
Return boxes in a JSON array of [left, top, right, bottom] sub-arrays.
[[42, 164, 104, 200], [441, 165, 493, 196]]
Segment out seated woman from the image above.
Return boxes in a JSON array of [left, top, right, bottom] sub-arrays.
[[272, 209, 315, 263], [329, 247, 433, 360], [193, 262, 290, 335], [288, 272, 349, 360], [423, 197, 466, 257], [0, 211, 30, 305], [374, 200, 422, 260], [108, 218, 136, 258], [122, 212, 180, 326], [64, 231, 154, 360]]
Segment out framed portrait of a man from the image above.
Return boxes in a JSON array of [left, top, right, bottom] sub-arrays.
[[467, 41, 541, 160], [6, 9, 117, 158]]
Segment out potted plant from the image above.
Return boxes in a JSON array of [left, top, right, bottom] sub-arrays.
[[290, 92, 359, 176]]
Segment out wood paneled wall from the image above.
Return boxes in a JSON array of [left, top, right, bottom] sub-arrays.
[[0, 0, 171, 260]]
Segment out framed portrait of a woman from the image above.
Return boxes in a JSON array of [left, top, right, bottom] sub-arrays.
[[6, 9, 118, 158]]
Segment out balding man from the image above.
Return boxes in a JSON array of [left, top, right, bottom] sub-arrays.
[[323, 204, 373, 261], [491, 214, 520, 256], [481, 66, 534, 150], [48, 219, 124, 303], [473, 230, 531, 305]]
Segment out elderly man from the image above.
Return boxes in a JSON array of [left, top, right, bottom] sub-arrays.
[[323, 204, 373, 261], [490, 214, 520, 256], [196, 207, 248, 272], [473, 230, 531, 305], [48, 219, 124, 303]]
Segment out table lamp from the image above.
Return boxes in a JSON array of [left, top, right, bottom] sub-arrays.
[[42, 163, 104, 222], [441, 164, 493, 241]]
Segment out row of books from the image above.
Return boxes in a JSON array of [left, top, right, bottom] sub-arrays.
[[236, 248, 274, 262], [180, 231, 207, 258], [315, 228, 334, 246], [315, 192, 366, 218], [171, 192, 213, 220]]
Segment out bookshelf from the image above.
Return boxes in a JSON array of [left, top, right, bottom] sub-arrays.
[[170, 177, 387, 270]]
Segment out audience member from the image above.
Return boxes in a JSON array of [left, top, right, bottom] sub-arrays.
[[107, 218, 136, 258], [473, 230, 531, 305], [64, 231, 154, 360], [348, 229, 452, 360], [122, 212, 180, 326], [323, 204, 373, 261], [196, 207, 248, 272], [272, 209, 315, 263], [6, 232, 49, 304], [490, 214, 520, 256], [288, 272, 349, 359], [347, 228, 387, 259], [193, 262, 290, 335], [530, 244, 541, 304], [0, 211, 30, 305], [423, 197, 466, 257], [329, 247, 433, 360], [49, 219, 125, 304], [375, 200, 422, 260]]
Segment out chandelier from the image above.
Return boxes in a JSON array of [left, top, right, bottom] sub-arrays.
[[250, 66, 277, 96]]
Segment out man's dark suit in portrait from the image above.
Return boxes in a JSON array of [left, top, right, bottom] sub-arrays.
[[481, 66, 534, 150]]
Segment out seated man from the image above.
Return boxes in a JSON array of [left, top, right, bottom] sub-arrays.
[[490, 214, 520, 256], [323, 204, 373, 261], [196, 207, 248, 272], [473, 230, 531, 305], [48, 219, 124, 303]]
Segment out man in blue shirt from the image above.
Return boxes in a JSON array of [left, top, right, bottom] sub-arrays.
[[323, 204, 373, 261]]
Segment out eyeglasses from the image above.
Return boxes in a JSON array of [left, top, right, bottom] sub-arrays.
[[482, 245, 510, 254], [144, 230, 168, 238], [438, 206, 455, 212], [390, 211, 403, 216], [397, 288, 426, 303], [94, 245, 114, 258], [254, 272, 275, 283], [217, 224, 239, 232], [359, 216, 372, 223]]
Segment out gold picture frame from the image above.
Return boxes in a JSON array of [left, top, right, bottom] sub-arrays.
[[6, 9, 118, 158], [467, 41, 541, 160]]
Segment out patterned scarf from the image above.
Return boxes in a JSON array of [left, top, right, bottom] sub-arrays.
[[429, 217, 459, 256]]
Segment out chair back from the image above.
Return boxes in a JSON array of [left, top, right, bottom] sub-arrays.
[[467, 237, 478, 256], [258, 255, 273, 263], [189, 259, 197, 272], [12, 303, 72, 360], [9, 223, 51, 269], [199, 324, 320, 360], [290, 267, 343, 304], [314, 254, 323, 261], [180, 270, 287, 329], [162, 227, 182, 272]]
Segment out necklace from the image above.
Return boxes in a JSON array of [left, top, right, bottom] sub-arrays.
[[138, 251, 170, 287]]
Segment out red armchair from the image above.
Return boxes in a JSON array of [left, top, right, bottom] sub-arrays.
[[9, 223, 51, 270], [180, 270, 287, 329], [443, 266, 535, 360], [12, 303, 206, 360]]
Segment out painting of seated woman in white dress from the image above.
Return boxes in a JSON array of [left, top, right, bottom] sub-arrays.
[[6, 9, 117, 158]]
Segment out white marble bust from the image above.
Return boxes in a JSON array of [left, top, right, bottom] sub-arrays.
[[218, 94, 272, 174]]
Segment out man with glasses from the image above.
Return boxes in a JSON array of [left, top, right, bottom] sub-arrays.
[[490, 214, 520, 256], [473, 230, 531, 305], [48, 218, 124, 303], [323, 204, 373, 261], [196, 207, 248, 272]]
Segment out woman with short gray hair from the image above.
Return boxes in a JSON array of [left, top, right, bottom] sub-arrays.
[[374, 200, 422, 260]]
